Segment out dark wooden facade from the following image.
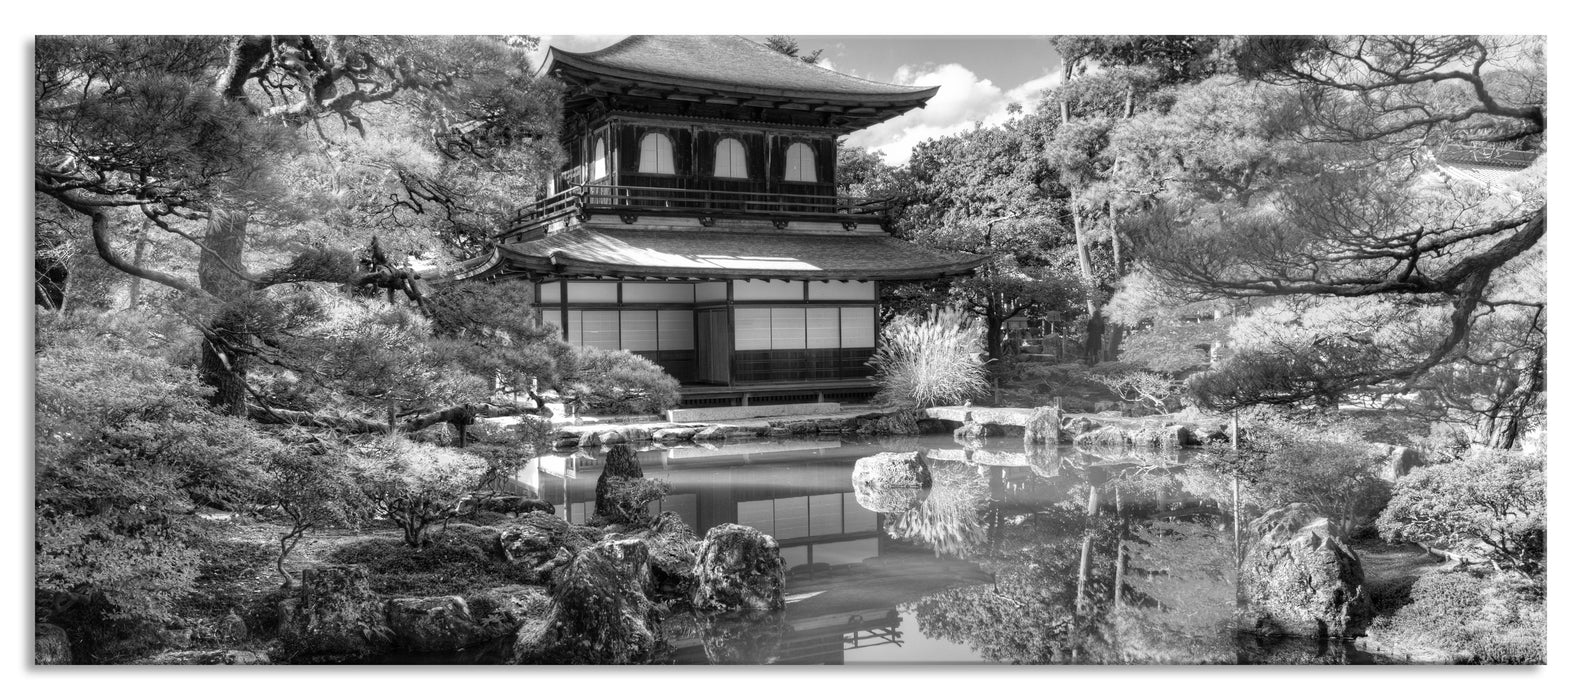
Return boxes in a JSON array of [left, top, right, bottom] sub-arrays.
[[453, 37, 984, 402]]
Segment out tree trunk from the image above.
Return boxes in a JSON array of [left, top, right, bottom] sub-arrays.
[[197, 209, 253, 415], [1071, 203, 1106, 364]]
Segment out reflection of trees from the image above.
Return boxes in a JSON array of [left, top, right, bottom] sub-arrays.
[[910, 463, 1245, 664], [884, 461, 989, 557]]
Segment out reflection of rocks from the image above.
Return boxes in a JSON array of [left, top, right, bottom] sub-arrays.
[[855, 481, 928, 513], [692, 524, 785, 612], [1240, 504, 1369, 638], [594, 445, 644, 521], [1025, 445, 1066, 478], [514, 539, 660, 664], [1236, 634, 1353, 665], [689, 610, 791, 665], [884, 461, 989, 557]]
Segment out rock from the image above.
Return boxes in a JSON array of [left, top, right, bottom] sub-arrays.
[[692, 524, 786, 612], [693, 425, 728, 441], [652, 427, 698, 442], [598, 431, 626, 445], [35, 623, 71, 665], [577, 431, 598, 447], [593, 476, 671, 526], [633, 511, 701, 601], [465, 493, 554, 517], [1239, 504, 1369, 638], [385, 596, 490, 653], [553, 436, 580, 450], [1378, 445, 1424, 482], [851, 451, 932, 513], [952, 421, 986, 441], [514, 539, 660, 664], [500, 511, 596, 580], [852, 451, 932, 490], [137, 650, 272, 665], [1024, 406, 1062, 444], [277, 565, 393, 661], [1164, 424, 1199, 447]]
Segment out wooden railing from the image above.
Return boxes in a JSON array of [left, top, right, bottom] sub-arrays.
[[505, 183, 892, 238]]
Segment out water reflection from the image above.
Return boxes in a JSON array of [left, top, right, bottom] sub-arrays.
[[517, 435, 1377, 665]]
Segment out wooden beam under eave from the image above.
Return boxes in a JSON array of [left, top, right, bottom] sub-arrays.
[[703, 97, 742, 105], [776, 102, 812, 111], [668, 94, 702, 102]]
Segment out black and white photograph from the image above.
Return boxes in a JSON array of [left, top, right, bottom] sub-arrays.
[[22, 14, 1558, 682]]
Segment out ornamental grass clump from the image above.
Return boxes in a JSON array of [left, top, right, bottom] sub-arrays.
[[869, 306, 989, 409]]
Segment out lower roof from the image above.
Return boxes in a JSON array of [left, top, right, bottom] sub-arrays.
[[484, 226, 987, 281]]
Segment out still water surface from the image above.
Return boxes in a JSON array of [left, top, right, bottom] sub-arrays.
[[509, 434, 1384, 665]]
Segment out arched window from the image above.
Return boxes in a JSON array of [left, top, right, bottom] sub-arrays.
[[638, 133, 676, 174], [714, 138, 748, 178], [785, 142, 817, 182], [589, 137, 608, 181]]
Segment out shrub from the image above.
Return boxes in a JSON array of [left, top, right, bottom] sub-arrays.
[[1092, 368, 1185, 414], [352, 439, 489, 547], [869, 305, 988, 409], [262, 443, 370, 586], [1202, 420, 1392, 539], [36, 334, 271, 660], [1377, 450, 1545, 576], [1367, 570, 1545, 664], [325, 524, 533, 595], [561, 346, 681, 415]]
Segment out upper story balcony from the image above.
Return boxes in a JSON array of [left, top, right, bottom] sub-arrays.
[[501, 182, 895, 242]]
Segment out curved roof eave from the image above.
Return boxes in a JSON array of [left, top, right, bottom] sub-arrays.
[[545, 43, 940, 105], [495, 249, 988, 282]]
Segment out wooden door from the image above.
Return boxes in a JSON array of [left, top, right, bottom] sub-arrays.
[[696, 309, 731, 384]]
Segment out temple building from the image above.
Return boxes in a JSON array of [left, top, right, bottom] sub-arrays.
[[457, 36, 986, 406]]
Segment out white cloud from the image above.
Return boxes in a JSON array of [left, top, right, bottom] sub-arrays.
[[845, 64, 1064, 166], [528, 35, 627, 71]]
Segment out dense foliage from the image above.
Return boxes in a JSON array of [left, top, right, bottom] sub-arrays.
[[1377, 450, 1545, 576], [1367, 570, 1545, 663], [562, 346, 682, 416]]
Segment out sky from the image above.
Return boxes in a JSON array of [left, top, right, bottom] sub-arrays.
[[533, 35, 1068, 166]]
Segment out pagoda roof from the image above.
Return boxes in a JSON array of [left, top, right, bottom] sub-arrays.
[[546, 35, 938, 104], [483, 226, 987, 282]]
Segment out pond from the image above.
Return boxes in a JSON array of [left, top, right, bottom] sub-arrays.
[[507, 434, 1388, 665]]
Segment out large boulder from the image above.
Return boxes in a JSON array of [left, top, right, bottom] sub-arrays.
[[513, 539, 660, 664], [499, 511, 598, 581], [277, 565, 393, 661], [1024, 406, 1062, 445], [692, 524, 785, 612], [35, 623, 71, 665], [852, 451, 932, 513], [1239, 504, 1370, 638], [634, 511, 702, 602], [1377, 445, 1424, 482], [952, 421, 986, 441], [385, 596, 493, 653], [853, 451, 932, 490]]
